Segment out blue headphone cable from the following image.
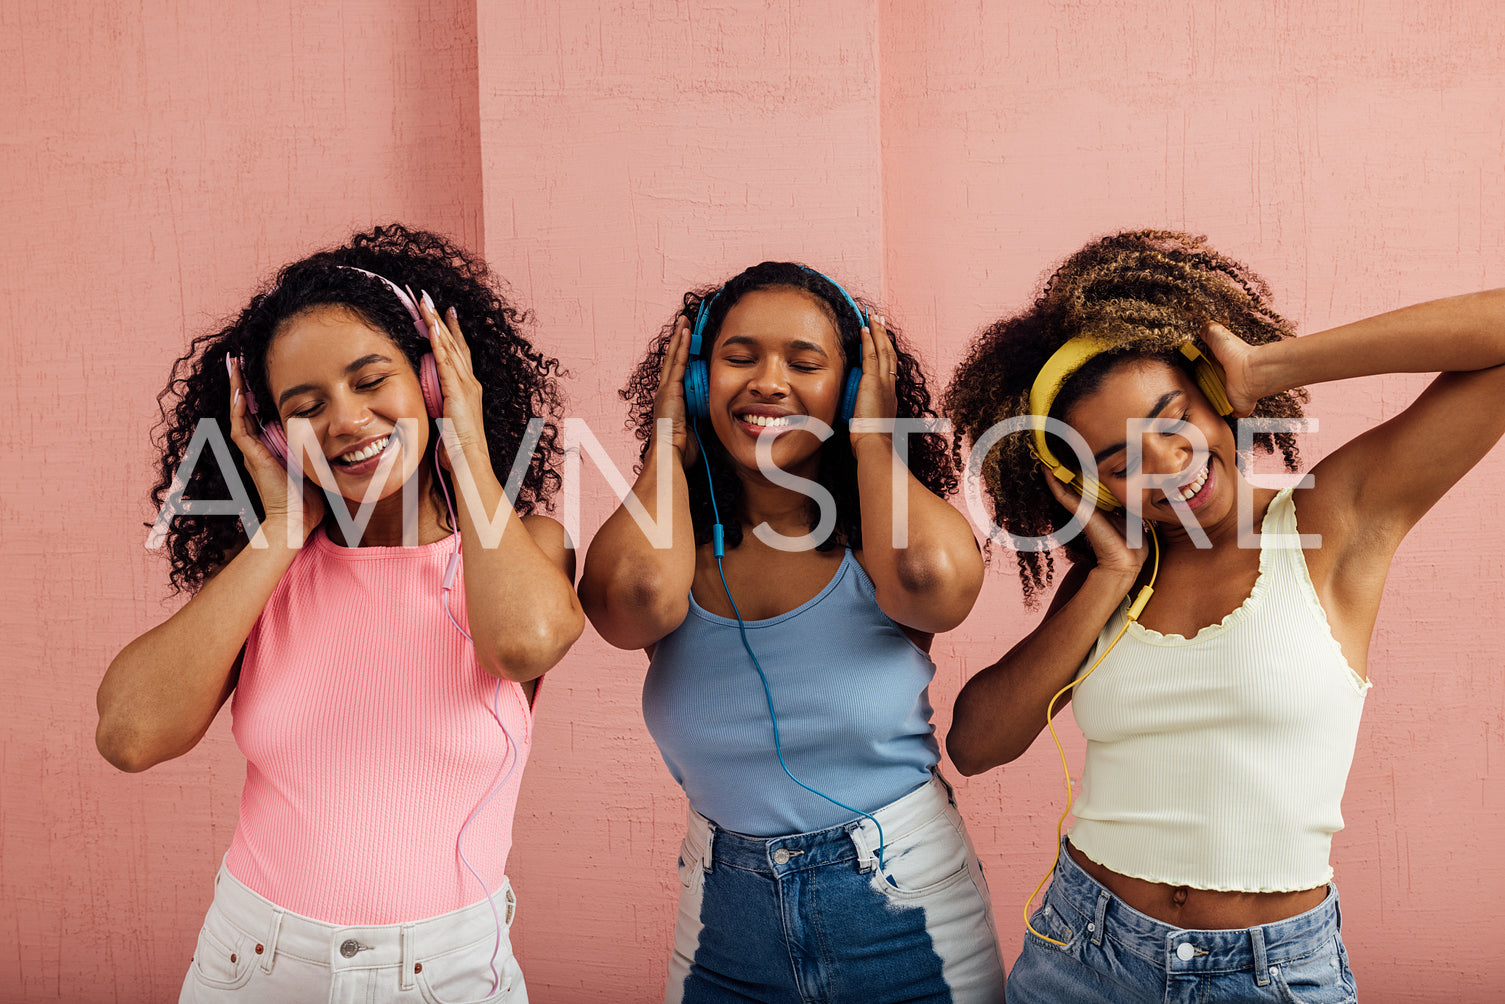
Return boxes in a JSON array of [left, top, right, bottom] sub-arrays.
[[691, 422, 888, 875]]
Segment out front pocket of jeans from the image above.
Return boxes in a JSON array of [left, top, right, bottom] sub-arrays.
[[873, 813, 972, 899], [1022, 901, 1075, 951], [188, 910, 255, 991], [1268, 937, 1356, 1004], [416, 937, 518, 1004]]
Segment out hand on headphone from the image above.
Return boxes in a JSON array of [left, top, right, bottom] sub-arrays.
[[1200, 320, 1260, 418], [849, 316, 899, 447], [226, 355, 326, 539], [654, 316, 699, 468], [1042, 467, 1148, 584], [419, 295, 487, 473]]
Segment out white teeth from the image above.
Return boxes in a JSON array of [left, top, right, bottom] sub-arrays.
[[1178, 464, 1210, 501], [336, 436, 390, 463], [742, 414, 794, 428]]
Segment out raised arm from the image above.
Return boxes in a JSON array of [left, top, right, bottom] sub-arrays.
[[97, 358, 323, 772], [578, 318, 698, 650], [946, 477, 1146, 776], [425, 299, 584, 682], [851, 318, 985, 633], [1207, 288, 1505, 543]]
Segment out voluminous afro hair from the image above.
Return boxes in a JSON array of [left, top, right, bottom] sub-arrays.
[[622, 261, 959, 552], [150, 223, 566, 594], [945, 230, 1308, 606]]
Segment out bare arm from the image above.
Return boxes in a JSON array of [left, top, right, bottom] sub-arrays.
[[1208, 288, 1505, 549], [97, 357, 322, 772], [426, 300, 584, 682], [947, 477, 1146, 776], [578, 319, 698, 650], [851, 318, 984, 633]]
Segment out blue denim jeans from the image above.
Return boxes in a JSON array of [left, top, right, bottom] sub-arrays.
[[666, 774, 1005, 1004], [1006, 841, 1357, 1004]]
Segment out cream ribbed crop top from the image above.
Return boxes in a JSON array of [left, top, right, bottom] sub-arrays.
[[1069, 487, 1371, 892]]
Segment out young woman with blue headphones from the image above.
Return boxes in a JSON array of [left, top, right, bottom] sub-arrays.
[[580, 261, 1006, 1003], [944, 230, 1505, 1003], [97, 225, 583, 1003]]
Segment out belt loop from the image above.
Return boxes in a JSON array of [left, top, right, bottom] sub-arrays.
[[1250, 925, 1270, 986], [1091, 890, 1109, 946], [259, 910, 283, 974], [504, 884, 516, 927], [932, 767, 957, 807], [400, 924, 417, 990], [848, 822, 877, 874], [1331, 884, 1342, 931], [701, 820, 717, 873]]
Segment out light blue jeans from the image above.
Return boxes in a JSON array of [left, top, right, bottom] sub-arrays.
[[179, 864, 526, 1003], [667, 773, 1006, 1003], [1006, 840, 1357, 1004]]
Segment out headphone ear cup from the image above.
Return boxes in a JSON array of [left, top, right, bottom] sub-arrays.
[[419, 353, 444, 418], [839, 367, 863, 425], [683, 358, 710, 420], [260, 421, 289, 468]]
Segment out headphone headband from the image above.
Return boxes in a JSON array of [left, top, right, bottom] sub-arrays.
[[338, 266, 429, 340], [687, 265, 869, 359]]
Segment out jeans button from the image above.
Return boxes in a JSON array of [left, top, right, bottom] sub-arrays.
[[1176, 942, 1196, 961], [772, 849, 791, 864], [340, 939, 360, 959]]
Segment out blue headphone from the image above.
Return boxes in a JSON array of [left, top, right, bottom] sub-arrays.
[[683, 266, 867, 424]]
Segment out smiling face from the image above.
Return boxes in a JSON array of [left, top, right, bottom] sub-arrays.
[[1062, 357, 1238, 530], [704, 286, 847, 482], [263, 304, 430, 504]]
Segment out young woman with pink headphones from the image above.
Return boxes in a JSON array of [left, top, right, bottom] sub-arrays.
[[97, 224, 582, 1003]]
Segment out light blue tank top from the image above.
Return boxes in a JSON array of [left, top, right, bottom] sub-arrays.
[[643, 549, 939, 836]]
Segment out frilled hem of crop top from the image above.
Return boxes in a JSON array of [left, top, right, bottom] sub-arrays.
[[1122, 488, 1371, 696], [686, 548, 932, 660]]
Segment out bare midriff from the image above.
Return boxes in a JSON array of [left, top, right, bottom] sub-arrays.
[[1066, 840, 1328, 929]]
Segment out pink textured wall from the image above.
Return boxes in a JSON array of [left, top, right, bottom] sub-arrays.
[[5, 0, 1503, 1000]]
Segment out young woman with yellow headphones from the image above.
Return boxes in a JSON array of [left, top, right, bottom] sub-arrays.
[[945, 230, 1505, 1003]]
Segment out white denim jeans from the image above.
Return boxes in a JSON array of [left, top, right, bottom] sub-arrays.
[[179, 863, 526, 1004]]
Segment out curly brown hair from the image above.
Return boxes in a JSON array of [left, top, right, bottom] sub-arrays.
[[150, 224, 566, 594], [621, 261, 959, 552], [945, 230, 1308, 605]]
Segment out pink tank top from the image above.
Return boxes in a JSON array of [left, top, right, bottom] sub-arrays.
[[224, 527, 533, 925]]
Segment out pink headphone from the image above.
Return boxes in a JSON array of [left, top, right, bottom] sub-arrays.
[[237, 266, 445, 465]]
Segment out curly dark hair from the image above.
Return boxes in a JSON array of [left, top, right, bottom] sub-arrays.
[[945, 230, 1309, 606], [150, 223, 566, 594], [621, 261, 959, 552]]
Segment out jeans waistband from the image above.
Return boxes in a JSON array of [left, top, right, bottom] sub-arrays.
[[684, 773, 954, 876], [209, 862, 514, 976], [1046, 840, 1341, 975]]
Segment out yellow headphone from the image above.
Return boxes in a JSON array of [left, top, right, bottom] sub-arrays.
[[1018, 332, 1233, 947], [1027, 336, 1234, 511]]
